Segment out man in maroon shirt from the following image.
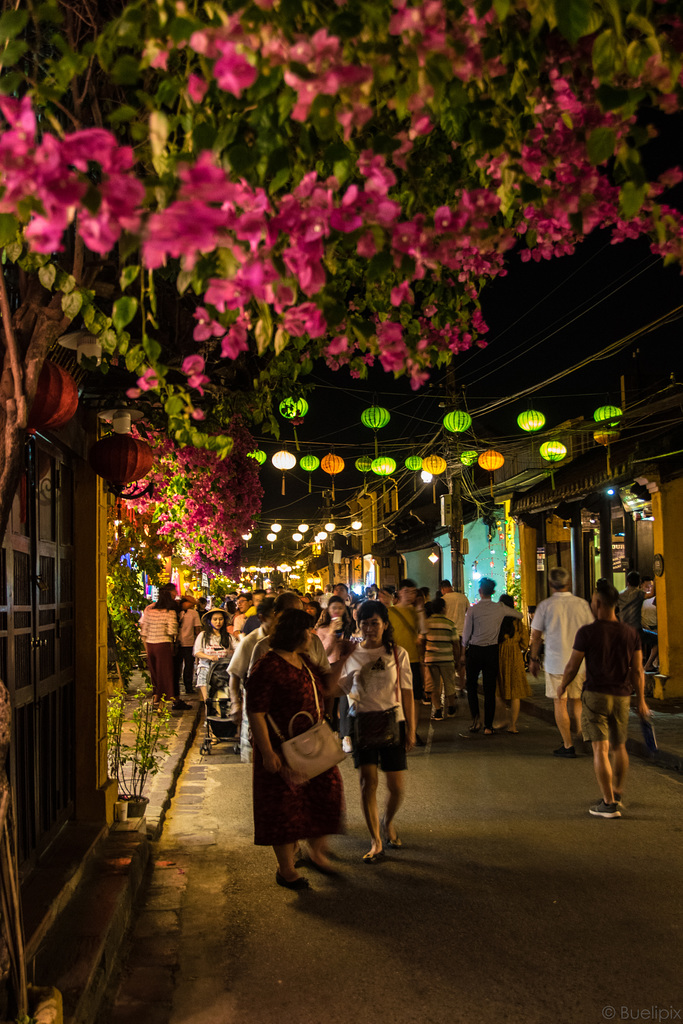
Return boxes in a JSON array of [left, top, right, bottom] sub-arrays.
[[558, 578, 651, 818]]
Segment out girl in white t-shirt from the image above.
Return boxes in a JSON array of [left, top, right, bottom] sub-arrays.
[[193, 610, 237, 714], [334, 601, 415, 863]]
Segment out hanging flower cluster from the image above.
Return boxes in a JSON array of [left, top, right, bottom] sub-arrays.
[[1, 0, 682, 439], [129, 418, 263, 576]]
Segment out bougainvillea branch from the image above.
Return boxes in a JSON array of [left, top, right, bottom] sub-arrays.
[[0, 0, 682, 442]]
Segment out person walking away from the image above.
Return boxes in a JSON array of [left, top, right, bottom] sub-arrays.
[[557, 578, 650, 817], [460, 578, 522, 735], [388, 579, 427, 744], [332, 601, 414, 862], [247, 610, 345, 889], [228, 598, 276, 763], [617, 570, 645, 632], [529, 567, 594, 757], [420, 596, 459, 721], [496, 594, 531, 733], [140, 588, 179, 709], [175, 596, 201, 703], [439, 580, 469, 692]]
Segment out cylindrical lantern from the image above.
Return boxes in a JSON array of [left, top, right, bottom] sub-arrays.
[[321, 453, 345, 498], [361, 405, 390, 456], [405, 456, 423, 471], [443, 411, 472, 433], [517, 409, 546, 432], [371, 457, 396, 476], [299, 453, 319, 493], [248, 449, 267, 465], [355, 456, 373, 473], [27, 360, 79, 431], [272, 449, 296, 495], [460, 450, 478, 466], [539, 441, 567, 462], [89, 435, 153, 486], [422, 455, 447, 475], [594, 405, 622, 426]]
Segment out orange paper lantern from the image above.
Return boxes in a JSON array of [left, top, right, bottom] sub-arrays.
[[478, 450, 505, 471], [321, 453, 345, 498]]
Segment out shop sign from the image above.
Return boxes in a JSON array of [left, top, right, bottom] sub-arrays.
[[201, 572, 209, 588], [653, 553, 665, 577], [536, 547, 545, 571]]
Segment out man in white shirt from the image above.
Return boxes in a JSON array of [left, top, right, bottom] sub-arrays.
[[439, 580, 469, 635], [529, 567, 594, 758]]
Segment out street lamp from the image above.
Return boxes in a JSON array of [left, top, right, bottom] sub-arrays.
[[267, 532, 277, 542], [298, 524, 309, 533], [241, 533, 252, 541], [325, 522, 335, 532], [351, 520, 362, 530], [271, 523, 282, 533], [292, 532, 303, 542]]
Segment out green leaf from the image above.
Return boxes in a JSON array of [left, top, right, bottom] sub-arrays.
[[587, 127, 616, 165], [4, 239, 22, 263], [493, 0, 511, 19], [38, 264, 57, 291], [0, 72, 23, 95], [367, 252, 393, 283], [61, 291, 83, 319], [554, 0, 595, 44], [619, 181, 646, 219], [168, 16, 197, 43], [596, 84, 629, 110], [108, 105, 138, 126], [0, 9, 29, 38], [192, 122, 216, 152], [112, 296, 139, 332], [111, 55, 141, 86], [592, 29, 617, 80], [228, 144, 253, 175], [120, 265, 140, 291], [0, 214, 18, 247]]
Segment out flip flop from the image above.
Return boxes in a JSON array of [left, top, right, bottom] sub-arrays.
[[362, 850, 385, 864]]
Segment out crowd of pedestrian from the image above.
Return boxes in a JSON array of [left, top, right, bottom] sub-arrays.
[[136, 566, 651, 889]]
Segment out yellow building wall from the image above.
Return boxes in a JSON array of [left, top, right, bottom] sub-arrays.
[[518, 521, 538, 618], [651, 476, 683, 698]]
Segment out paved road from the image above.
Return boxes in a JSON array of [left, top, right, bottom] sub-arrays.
[[105, 708, 683, 1024]]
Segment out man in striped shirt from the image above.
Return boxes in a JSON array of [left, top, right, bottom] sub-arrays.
[[420, 596, 460, 721]]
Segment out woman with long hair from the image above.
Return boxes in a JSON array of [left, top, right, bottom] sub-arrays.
[[316, 597, 356, 750], [496, 594, 531, 733], [246, 609, 344, 891], [194, 609, 237, 715], [333, 601, 414, 863], [140, 586, 179, 708]]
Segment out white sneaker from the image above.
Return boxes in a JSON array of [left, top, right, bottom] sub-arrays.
[[342, 736, 353, 754]]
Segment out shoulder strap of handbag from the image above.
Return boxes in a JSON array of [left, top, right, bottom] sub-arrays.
[[392, 646, 401, 706], [265, 659, 321, 741]]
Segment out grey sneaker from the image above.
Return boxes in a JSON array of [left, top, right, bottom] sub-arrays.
[[589, 799, 621, 818], [553, 745, 576, 758]]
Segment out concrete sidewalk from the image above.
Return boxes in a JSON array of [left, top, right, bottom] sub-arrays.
[[27, 673, 683, 1024]]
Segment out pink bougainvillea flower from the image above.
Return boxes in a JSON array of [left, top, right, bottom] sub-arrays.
[[213, 42, 258, 97], [282, 302, 327, 338], [137, 367, 161, 391], [187, 74, 208, 103], [391, 281, 413, 306], [326, 334, 348, 356], [191, 408, 207, 421], [193, 307, 226, 341]]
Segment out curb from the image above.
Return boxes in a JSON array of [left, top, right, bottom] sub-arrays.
[[144, 702, 203, 841]]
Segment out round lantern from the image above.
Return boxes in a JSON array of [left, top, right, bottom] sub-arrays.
[[272, 449, 296, 495], [405, 456, 423, 471], [355, 456, 373, 473], [422, 455, 447, 475], [361, 405, 390, 456], [443, 410, 472, 434], [279, 397, 309, 420], [539, 441, 567, 462], [594, 429, 620, 446], [517, 409, 546, 432], [460, 450, 478, 466], [321, 453, 345, 498], [372, 457, 396, 476], [478, 450, 504, 472], [27, 360, 79, 431], [248, 449, 267, 465], [594, 404, 622, 427], [89, 435, 153, 486], [299, 453, 319, 493]]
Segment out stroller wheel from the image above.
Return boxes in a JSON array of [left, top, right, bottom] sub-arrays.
[[200, 739, 211, 755]]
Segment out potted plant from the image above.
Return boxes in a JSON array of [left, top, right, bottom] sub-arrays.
[[107, 686, 172, 818]]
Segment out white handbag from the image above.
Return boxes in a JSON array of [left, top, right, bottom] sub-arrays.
[[267, 666, 346, 779]]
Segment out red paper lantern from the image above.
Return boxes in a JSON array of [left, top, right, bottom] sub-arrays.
[[27, 360, 78, 430], [89, 435, 153, 485]]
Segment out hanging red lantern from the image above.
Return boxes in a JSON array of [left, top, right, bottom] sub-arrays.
[[27, 360, 79, 431], [89, 435, 153, 485]]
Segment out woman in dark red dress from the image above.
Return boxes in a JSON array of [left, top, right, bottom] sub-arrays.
[[247, 609, 344, 891]]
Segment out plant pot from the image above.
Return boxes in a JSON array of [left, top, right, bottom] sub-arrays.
[[125, 796, 149, 818]]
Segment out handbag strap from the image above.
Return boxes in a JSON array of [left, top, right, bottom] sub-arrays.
[[393, 647, 401, 706], [265, 658, 321, 741]]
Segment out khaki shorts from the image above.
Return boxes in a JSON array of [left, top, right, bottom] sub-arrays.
[[581, 692, 631, 745], [546, 670, 584, 701]]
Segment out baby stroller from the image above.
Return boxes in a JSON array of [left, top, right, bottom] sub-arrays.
[[196, 656, 240, 756]]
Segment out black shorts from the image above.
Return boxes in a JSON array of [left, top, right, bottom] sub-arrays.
[[410, 661, 424, 701], [352, 721, 407, 772]]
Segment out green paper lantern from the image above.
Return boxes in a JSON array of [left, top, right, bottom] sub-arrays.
[[405, 456, 423, 471], [248, 449, 267, 465], [517, 409, 546, 432], [300, 454, 319, 472], [372, 456, 396, 476], [355, 456, 374, 473], [540, 441, 567, 463], [460, 450, 478, 466], [279, 397, 309, 419], [443, 410, 472, 433], [593, 404, 622, 427], [361, 406, 391, 430]]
